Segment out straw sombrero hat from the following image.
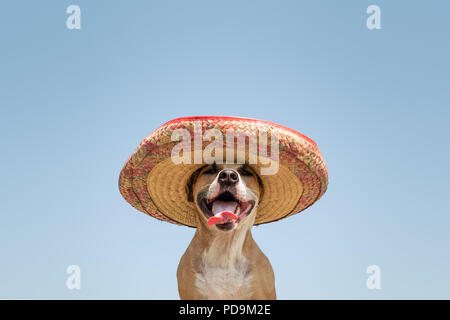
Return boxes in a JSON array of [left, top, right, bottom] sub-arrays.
[[119, 116, 328, 227]]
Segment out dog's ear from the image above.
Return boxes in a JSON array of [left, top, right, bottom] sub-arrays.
[[256, 173, 264, 200], [246, 164, 264, 200], [186, 166, 206, 202]]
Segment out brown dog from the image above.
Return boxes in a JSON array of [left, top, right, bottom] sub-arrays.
[[177, 162, 276, 299]]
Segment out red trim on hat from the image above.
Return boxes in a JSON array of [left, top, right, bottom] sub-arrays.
[[159, 116, 318, 148]]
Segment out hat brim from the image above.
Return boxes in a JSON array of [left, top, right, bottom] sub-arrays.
[[119, 116, 328, 227]]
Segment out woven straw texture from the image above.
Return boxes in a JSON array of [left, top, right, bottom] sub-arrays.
[[119, 116, 328, 227]]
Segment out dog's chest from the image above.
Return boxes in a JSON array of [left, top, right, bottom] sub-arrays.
[[195, 255, 253, 299]]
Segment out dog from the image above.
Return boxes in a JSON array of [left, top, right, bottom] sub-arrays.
[[177, 162, 276, 299]]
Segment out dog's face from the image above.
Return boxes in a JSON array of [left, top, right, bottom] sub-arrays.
[[187, 163, 262, 231]]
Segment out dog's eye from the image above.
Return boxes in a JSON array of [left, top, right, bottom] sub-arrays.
[[239, 167, 253, 176], [204, 166, 218, 174]]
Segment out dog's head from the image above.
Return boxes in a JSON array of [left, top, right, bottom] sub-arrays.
[[187, 163, 262, 231]]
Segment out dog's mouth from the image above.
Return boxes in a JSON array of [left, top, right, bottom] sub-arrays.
[[199, 191, 255, 231]]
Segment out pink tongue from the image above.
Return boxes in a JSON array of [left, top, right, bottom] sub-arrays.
[[208, 201, 238, 226]]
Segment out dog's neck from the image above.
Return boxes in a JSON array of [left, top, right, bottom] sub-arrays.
[[190, 212, 259, 299], [195, 213, 256, 268]]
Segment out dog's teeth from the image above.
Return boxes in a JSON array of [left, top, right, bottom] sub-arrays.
[[235, 206, 241, 215], [212, 201, 238, 215]]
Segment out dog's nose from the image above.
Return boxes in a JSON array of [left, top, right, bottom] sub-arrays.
[[218, 169, 239, 185]]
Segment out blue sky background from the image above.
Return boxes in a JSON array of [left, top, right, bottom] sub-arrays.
[[1, 0, 449, 299]]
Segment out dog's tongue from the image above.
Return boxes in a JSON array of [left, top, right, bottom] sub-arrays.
[[208, 201, 238, 226]]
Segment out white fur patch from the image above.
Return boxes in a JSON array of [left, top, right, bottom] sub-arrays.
[[195, 254, 253, 300], [194, 222, 255, 299]]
